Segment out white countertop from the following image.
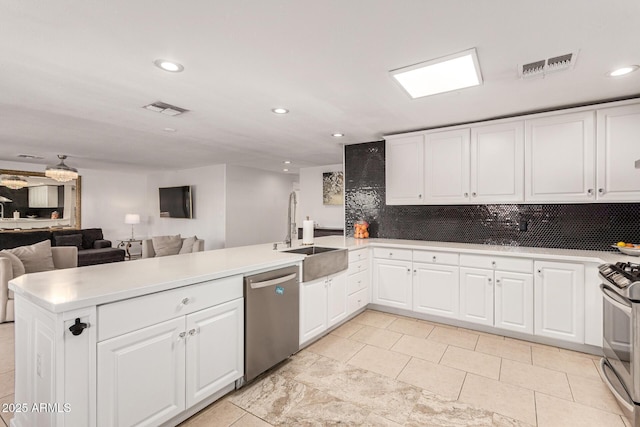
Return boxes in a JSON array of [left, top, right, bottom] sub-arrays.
[[310, 236, 636, 264], [10, 235, 635, 314], [9, 243, 305, 313]]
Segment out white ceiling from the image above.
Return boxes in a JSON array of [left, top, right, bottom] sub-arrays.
[[0, 1, 638, 174]]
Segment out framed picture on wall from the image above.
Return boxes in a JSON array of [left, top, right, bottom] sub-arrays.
[[322, 171, 343, 205]]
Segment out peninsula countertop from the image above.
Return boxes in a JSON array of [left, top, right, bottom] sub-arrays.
[[9, 243, 306, 313]]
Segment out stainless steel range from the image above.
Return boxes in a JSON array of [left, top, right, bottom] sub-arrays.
[[599, 262, 640, 425]]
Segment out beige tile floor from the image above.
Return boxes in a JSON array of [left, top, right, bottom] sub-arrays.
[[0, 311, 629, 426]]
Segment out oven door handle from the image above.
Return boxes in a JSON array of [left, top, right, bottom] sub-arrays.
[[600, 284, 632, 315], [600, 358, 635, 414]]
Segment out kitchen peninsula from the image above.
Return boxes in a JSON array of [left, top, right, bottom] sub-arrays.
[[0, 218, 71, 230], [9, 243, 307, 427], [9, 236, 635, 427]]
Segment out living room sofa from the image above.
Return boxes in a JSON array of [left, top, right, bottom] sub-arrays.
[[0, 228, 125, 267]]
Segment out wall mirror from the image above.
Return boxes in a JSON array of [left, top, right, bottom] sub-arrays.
[[0, 169, 81, 231]]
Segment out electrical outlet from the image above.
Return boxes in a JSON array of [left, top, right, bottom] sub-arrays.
[[519, 219, 528, 232]]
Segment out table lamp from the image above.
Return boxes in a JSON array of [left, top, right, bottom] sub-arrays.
[[124, 214, 140, 239]]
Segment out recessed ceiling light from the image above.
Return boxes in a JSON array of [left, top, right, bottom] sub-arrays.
[[153, 59, 184, 73], [390, 48, 483, 99], [163, 128, 177, 132], [283, 168, 289, 172], [608, 65, 639, 77], [332, 133, 345, 138], [283, 160, 291, 164], [272, 108, 289, 114]]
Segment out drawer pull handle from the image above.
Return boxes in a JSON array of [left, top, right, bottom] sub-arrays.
[[180, 297, 190, 306], [491, 261, 496, 267], [389, 252, 393, 257]]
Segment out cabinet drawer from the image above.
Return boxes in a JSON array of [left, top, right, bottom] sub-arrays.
[[413, 250, 459, 265], [348, 270, 369, 294], [349, 248, 369, 263], [459, 254, 532, 273], [348, 259, 368, 275], [372, 247, 412, 261], [347, 287, 369, 315], [98, 275, 243, 341]]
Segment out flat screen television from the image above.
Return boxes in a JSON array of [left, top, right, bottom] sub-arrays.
[[159, 186, 193, 218]]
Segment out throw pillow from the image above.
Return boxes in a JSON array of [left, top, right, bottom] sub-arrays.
[[152, 235, 182, 257], [7, 240, 55, 273], [179, 236, 198, 254], [54, 233, 83, 250], [0, 250, 26, 278]]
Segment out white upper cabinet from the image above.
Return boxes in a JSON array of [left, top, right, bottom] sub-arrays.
[[596, 103, 640, 201], [385, 100, 640, 205], [525, 111, 596, 202], [386, 135, 424, 205], [424, 128, 470, 204], [470, 121, 524, 202]]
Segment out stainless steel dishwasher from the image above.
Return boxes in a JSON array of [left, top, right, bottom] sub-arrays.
[[243, 265, 299, 383]]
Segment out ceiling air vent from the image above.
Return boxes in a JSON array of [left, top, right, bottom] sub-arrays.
[[519, 51, 578, 79], [142, 101, 189, 116]]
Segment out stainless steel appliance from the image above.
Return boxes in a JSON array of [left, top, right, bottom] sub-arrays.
[[243, 265, 299, 383], [599, 262, 640, 425]]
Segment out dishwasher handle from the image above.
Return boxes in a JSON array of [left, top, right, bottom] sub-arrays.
[[249, 273, 297, 289]]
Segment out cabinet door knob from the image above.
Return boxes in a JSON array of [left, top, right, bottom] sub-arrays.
[[389, 252, 393, 257], [537, 269, 542, 274], [598, 188, 604, 194], [491, 261, 496, 268], [472, 192, 477, 197], [464, 192, 469, 197], [188, 328, 197, 336], [418, 194, 422, 199], [178, 332, 186, 340], [407, 268, 411, 273], [587, 189, 594, 196], [488, 278, 492, 283], [180, 297, 190, 306], [432, 256, 437, 262], [496, 279, 501, 284]]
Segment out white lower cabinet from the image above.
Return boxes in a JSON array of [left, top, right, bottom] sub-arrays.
[[459, 267, 493, 326], [185, 300, 244, 408], [97, 317, 185, 427], [413, 263, 459, 319], [97, 298, 243, 427], [534, 261, 585, 343], [459, 267, 533, 333], [300, 271, 348, 344], [372, 258, 412, 309], [494, 271, 533, 334]]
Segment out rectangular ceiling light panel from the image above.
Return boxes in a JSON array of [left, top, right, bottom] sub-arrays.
[[391, 48, 483, 99]]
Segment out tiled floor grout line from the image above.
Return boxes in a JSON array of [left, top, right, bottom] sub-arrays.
[[533, 390, 539, 427], [394, 352, 413, 380], [456, 372, 468, 401]]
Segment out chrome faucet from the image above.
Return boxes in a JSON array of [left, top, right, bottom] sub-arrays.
[[284, 191, 297, 248]]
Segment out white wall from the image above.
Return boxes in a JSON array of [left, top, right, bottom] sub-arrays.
[[225, 165, 296, 248], [299, 164, 344, 229], [146, 164, 226, 250], [0, 160, 148, 242]]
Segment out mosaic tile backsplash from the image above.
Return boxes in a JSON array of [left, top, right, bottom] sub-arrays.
[[344, 141, 640, 252]]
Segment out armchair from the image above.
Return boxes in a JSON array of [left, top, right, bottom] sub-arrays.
[[1, 246, 78, 323]]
